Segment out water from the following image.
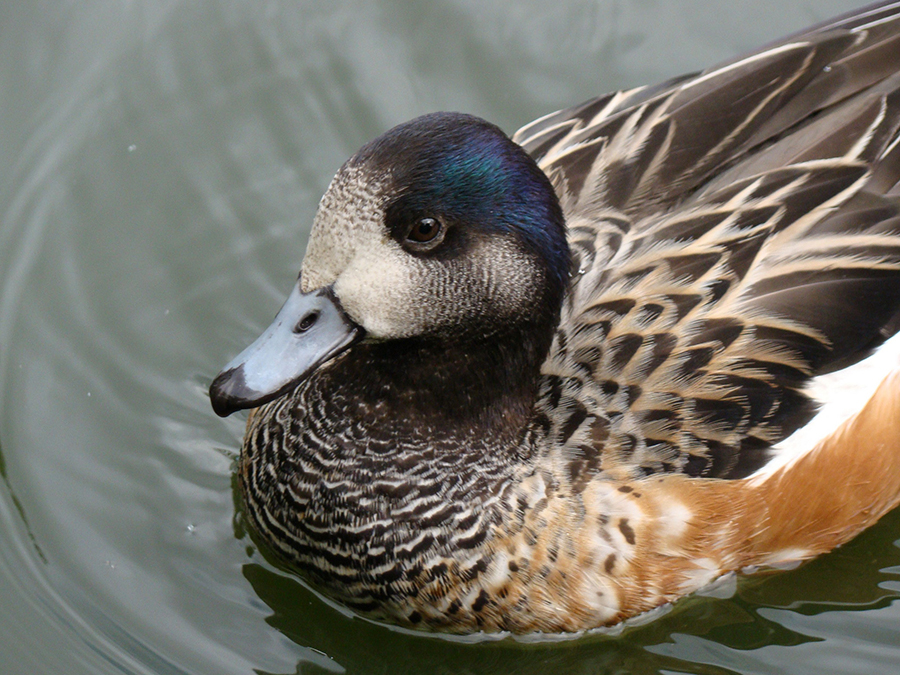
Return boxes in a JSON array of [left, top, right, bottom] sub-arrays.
[[1, 1, 898, 674]]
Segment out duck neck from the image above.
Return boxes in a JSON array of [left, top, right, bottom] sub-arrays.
[[334, 322, 551, 451]]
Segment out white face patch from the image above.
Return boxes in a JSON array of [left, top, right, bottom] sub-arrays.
[[301, 164, 387, 292], [299, 160, 544, 340]]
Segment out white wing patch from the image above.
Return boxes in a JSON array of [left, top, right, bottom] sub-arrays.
[[749, 330, 900, 484]]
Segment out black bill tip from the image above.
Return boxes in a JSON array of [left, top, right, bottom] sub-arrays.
[[209, 366, 254, 417]]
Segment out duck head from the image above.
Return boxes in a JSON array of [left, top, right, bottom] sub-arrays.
[[210, 112, 569, 417]]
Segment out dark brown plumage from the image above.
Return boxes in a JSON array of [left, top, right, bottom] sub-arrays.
[[212, 2, 900, 634]]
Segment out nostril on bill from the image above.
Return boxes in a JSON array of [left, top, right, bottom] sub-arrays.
[[294, 311, 320, 334]]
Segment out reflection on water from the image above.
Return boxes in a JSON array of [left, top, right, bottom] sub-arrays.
[[0, 1, 898, 674], [244, 507, 900, 675]]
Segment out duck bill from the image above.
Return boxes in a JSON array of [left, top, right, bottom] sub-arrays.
[[209, 280, 361, 417]]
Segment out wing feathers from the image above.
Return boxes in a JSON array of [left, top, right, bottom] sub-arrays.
[[531, 4, 900, 481]]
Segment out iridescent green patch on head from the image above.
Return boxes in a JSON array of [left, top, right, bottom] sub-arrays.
[[354, 112, 571, 302]]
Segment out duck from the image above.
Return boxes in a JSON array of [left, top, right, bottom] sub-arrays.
[[210, 2, 900, 634]]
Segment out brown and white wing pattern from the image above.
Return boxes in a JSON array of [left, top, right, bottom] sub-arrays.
[[524, 5, 900, 480]]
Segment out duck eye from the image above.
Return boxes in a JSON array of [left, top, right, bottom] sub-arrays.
[[406, 217, 443, 244]]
